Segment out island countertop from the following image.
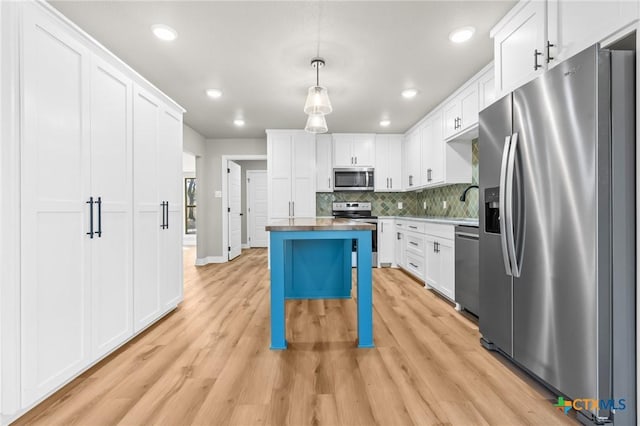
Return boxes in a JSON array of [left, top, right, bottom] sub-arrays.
[[266, 218, 376, 231]]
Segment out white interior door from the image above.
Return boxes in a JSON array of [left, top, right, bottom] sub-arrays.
[[247, 170, 268, 248], [228, 161, 242, 260]]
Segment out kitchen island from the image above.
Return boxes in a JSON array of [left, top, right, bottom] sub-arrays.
[[266, 218, 375, 350]]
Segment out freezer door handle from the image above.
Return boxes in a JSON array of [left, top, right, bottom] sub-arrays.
[[499, 135, 513, 276], [505, 132, 520, 277]]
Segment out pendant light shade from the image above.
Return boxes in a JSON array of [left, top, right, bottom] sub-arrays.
[[304, 86, 332, 115], [304, 113, 328, 134], [303, 58, 333, 116]]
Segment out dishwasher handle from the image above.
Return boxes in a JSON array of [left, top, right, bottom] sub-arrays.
[[455, 232, 479, 240]]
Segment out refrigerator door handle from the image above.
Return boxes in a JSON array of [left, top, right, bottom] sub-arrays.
[[505, 132, 520, 277], [499, 135, 513, 276]]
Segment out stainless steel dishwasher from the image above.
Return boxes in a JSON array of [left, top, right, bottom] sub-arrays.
[[455, 225, 479, 316]]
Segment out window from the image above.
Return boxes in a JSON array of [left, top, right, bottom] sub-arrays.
[[185, 177, 196, 234]]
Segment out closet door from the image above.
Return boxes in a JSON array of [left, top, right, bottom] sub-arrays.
[[133, 85, 162, 332], [90, 56, 133, 358], [158, 108, 183, 310], [20, 4, 91, 406]]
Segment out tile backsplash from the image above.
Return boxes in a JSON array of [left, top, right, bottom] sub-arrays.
[[316, 139, 479, 218]]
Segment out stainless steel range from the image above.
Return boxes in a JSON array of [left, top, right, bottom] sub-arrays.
[[331, 202, 377, 267]]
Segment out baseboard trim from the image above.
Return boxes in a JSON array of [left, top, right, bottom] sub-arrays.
[[195, 256, 226, 266], [241, 244, 250, 249]]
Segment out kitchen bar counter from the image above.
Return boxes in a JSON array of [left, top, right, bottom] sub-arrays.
[[267, 218, 373, 350], [266, 217, 376, 231]]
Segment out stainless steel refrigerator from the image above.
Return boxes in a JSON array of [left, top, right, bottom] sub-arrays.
[[479, 44, 636, 425]]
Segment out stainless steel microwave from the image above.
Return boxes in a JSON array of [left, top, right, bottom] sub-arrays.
[[333, 168, 374, 191]]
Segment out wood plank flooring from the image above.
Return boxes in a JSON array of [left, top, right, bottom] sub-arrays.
[[16, 247, 576, 425]]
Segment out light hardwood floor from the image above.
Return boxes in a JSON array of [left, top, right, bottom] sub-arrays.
[[16, 247, 576, 425]]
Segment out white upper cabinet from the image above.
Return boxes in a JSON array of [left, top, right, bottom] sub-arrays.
[[443, 82, 480, 140], [267, 130, 316, 219], [547, 0, 639, 66], [374, 134, 402, 192], [492, 0, 638, 96], [316, 134, 333, 192], [478, 66, 497, 111], [333, 133, 375, 167], [421, 111, 444, 186], [403, 130, 422, 189], [492, 0, 546, 96]]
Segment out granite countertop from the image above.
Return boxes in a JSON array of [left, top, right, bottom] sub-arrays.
[[379, 216, 479, 227], [266, 218, 376, 231]]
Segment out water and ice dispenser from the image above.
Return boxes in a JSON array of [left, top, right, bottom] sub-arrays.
[[484, 187, 500, 234]]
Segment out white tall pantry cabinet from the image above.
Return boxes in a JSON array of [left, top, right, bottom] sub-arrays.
[[1, 1, 185, 421], [267, 130, 316, 220]]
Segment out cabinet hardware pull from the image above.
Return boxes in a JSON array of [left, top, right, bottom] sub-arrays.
[[433, 242, 437, 252], [397, 232, 401, 240], [328, 177, 331, 188], [86, 197, 94, 238], [409, 175, 413, 186], [292, 201, 295, 217], [546, 41, 555, 63], [409, 262, 418, 268], [165, 202, 169, 229], [381, 223, 384, 232], [354, 157, 357, 165], [534, 49, 543, 70], [96, 197, 102, 237], [390, 177, 393, 188], [160, 201, 165, 229], [409, 225, 417, 229], [409, 241, 418, 246]]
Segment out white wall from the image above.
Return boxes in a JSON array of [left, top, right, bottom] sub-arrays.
[[182, 124, 205, 254], [236, 160, 267, 245], [199, 138, 267, 259]]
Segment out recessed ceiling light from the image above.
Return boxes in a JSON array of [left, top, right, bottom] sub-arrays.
[[151, 24, 177, 41], [233, 119, 245, 127], [449, 26, 475, 43], [379, 120, 391, 127], [401, 89, 418, 99], [206, 89, 222, 99]]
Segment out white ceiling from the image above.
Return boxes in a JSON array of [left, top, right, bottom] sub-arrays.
[[49, 1, 515, 139]]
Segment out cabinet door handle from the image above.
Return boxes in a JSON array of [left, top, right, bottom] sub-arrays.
[[409, 262, 418, 268], [86, 197, 94, 238], [292, 201, 295, 217], [436, 241, 440, 253], [409, 175, 413, 186], [397, 232, 402, 240], [409, 225, 418, 230], [328, 177, 331, 188], [546, 41, 555, 63], [390, 177, 392, 188], [165, 201, 169, 229], [160, 201, 165, 229], [534, 49, 543, 70], [288, 201, 292, 217], [381, 222, 384, 232], [433, 242, 437, 252], [96, 196, 102, 237], [409, 241, 418, 246]]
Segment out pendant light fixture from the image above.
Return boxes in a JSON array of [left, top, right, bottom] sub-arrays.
[[305, 112, 328, 134], [304, 58, 332, 115]]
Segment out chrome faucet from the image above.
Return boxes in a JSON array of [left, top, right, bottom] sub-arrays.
[[459, 185, 479, 202]]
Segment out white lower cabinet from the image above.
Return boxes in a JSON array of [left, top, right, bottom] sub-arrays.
[[12, 1, 184, 415], [424, 235, 455, 301], [377, 219, 395, 267], [394, 219, 456, 302]]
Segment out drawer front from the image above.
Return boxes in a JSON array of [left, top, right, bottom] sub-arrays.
[[423, 222, 454, 240], [405, 232, 425, 256], [404, 252, 425, 280], [404, 221, 425, 234]]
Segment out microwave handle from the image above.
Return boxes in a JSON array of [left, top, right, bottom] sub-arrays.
[[365, 171, 369, 188]]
